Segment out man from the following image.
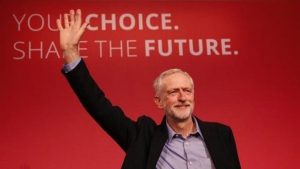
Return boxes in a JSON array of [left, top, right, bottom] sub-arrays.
[[57, 9, 241, 169]]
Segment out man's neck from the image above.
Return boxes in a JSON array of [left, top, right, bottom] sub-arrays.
[[167, 116, 195, 139]]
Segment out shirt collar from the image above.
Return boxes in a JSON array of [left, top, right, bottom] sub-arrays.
[[166, 116, 204, 142]]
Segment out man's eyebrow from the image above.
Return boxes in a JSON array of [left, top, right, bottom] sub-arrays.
[[167, 87, 192, 92], [166, 88, 179, 92]]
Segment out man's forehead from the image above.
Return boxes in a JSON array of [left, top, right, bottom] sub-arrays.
[[162, 73, 193, 88]]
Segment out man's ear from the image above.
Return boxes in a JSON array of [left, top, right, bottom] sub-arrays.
[[154, 97, 163, 109]]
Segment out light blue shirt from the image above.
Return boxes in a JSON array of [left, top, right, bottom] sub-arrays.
[[63, 58, 81, 73], [156, 117, 215, 169]]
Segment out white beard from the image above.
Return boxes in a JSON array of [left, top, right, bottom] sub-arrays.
[[165, 105, 193, 122]]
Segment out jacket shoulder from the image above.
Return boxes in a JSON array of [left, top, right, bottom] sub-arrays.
[[136, 115, 158, 130], [197, 119, 233, 135]]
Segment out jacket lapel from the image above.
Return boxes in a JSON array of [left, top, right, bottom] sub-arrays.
[[197, 119, 224, 169], [146, 117, 168, 169]]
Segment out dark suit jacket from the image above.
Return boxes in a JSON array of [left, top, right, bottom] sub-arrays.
[[63, 60, 241, 169]]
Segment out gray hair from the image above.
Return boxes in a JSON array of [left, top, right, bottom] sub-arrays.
[[153, 68, 194, 97]]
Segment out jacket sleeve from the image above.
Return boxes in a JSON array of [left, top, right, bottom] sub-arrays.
[[226, 126, 241, 169], [62, 60, 136, 152]]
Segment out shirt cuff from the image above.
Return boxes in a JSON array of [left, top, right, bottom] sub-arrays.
[[63, 58, 81, 73]]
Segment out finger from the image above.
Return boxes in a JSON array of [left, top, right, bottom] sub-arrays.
[[70, 9, 75, 26], [56, 19, 63, 31], [64, 13, 70, 28], [78, 21, 89, 36], [74, 9, 82, 28]]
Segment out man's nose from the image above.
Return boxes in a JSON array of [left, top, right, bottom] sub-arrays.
[[178, 90, 187, 101]]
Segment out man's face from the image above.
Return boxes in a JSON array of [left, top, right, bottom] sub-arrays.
[[155, 72, 195, 123]]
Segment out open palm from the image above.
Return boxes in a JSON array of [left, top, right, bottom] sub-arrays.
[[56, 9, 88, 63]]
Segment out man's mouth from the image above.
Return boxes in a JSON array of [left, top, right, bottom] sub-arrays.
[[174, 104, 190, 108]]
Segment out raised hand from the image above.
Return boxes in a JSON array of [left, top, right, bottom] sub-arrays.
[[56, 9, 88, 63]]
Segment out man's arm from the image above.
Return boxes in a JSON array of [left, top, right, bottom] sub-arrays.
[[57, 9, 137, 151], [63, 59, 137, 151]]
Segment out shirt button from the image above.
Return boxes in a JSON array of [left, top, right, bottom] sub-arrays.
[[189, 161, 192, 165]]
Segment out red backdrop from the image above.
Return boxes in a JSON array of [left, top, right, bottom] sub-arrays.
[[1, 0, 299, 169]]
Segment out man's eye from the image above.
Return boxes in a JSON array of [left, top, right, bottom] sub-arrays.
[[168, 91, 177, 95], [184, 89, 192, 94]]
